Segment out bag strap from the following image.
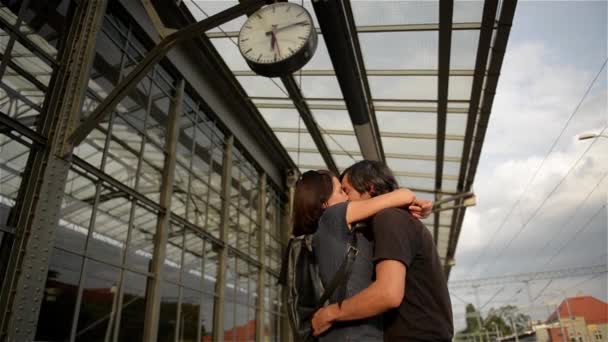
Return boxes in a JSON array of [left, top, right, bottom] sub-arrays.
[[314, 229, 359, 310]]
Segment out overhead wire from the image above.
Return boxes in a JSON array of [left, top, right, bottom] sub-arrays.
[[477, 126, 607, 276], [465, 58, 608, 273]]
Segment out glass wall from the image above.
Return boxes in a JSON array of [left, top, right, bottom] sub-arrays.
[[0, 1, 287, 341]]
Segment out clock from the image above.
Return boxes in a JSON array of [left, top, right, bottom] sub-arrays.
[[238, 2, 317, 78]]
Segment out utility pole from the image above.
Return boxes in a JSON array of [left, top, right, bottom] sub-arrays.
[[510, 316, 519, 342], [474, 285, 484, 342], [564, 296, 578, 341], [524, 280, 534, 330], [556, 303, 567, 342]]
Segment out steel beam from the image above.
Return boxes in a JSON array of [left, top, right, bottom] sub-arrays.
[[296, 164, 458, 181], [312, 0, 384, 162], [255, 102, 469, 113], [280, 76, 338, 175], [285, 147, 461, 163], [234, 69, 476, 77], [68, 0, 268, 148], [445, 0, 516, 277], [0, 1, 107, 340], [143, 79, 184, 341], [250, 96, 470, 104], [206, 22, 486, 38], [434, 0, 453, 244], [273, 127, 465, 141], [255, 173, 267, 342], [212, 135, 233, 342]]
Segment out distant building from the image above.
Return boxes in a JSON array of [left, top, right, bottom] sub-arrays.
[[533, 296, 608, 342]]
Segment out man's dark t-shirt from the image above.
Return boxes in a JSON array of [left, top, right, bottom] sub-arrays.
[[372, 208, 453, 342]]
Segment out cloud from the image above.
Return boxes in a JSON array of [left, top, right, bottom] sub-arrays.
[[449, 35, 607, 330]]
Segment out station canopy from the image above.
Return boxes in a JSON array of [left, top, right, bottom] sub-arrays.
[[181, 0, 515, 274]]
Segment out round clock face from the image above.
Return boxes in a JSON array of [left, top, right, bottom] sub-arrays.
[[238, 2, 317, 77]]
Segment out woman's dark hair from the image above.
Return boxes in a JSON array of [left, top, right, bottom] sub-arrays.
[[292, 170, 335, 236], [340, 160, 398, 197]]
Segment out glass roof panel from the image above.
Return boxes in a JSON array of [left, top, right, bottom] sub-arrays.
[[376, 111, 436, 134], [396, 176, 434, 191], [445, 139, 464, 158], [311, 109, 356, 132], [359, 31, 438, 69], [451, 30, 481, 69], [448, 76, 473, 100], [236, 76, 288, 97], [301, 35, 333, 70], [383, 137, 435, 155], [300, 76, 343, 98], [288, 151, 325, 167], [446, 113, 468, 135], [323, 134, 359, 155], [211, 37, 248, 70], [351, 1, 439, 25], [259, 108, 299, 128], [369, 76, 437, 100], [387, 158, 435, 175], [453, 0, 484, 23], [273, 131, 317, 150]]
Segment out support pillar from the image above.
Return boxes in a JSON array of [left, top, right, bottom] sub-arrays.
[[142, 79, 185, 341], [280, 169, 298, 342], [255, 174, 267, 341], [0, 1, 107, 340], [212, 135, 234, 342]]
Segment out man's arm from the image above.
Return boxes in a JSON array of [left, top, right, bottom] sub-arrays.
[[311, 259, 406, 336]]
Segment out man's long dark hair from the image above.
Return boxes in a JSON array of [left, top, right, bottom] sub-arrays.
[[292, 170, 335, 236], [340, 160, 399, 197]]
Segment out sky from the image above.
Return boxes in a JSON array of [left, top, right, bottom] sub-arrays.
[[185, 0, 608, 332], [448, 0, 607, 330]]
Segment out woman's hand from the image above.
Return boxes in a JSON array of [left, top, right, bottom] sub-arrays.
[[409, 199, 433, 219]]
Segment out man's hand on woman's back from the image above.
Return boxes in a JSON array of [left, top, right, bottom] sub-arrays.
[[408, 198, 433, 219]]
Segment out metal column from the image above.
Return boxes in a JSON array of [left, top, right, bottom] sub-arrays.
[[212, 135, 234, 342], [280, 169, 298, 342], [0, 1, 107, 340], [142, 79, 185, 341], [255, 174, 267, 342]]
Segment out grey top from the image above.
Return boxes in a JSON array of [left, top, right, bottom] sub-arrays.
[[313, 202, 383, 342]]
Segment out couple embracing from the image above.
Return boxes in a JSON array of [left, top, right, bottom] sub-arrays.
[[291, 160, 453, 342]]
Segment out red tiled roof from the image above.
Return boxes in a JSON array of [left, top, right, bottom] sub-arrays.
[[547, 296, 608, 325]]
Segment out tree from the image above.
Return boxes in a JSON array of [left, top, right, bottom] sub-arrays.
[[484, 305, 530, 334], [456, 304, 530, 340]]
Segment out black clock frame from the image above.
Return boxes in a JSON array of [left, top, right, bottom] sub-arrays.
[[238, 4, 318, 78]]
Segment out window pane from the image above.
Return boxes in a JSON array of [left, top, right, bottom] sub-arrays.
[[75, 260, 120, 341], [35, 248, 83, 341], [118, 271, 149, 341]]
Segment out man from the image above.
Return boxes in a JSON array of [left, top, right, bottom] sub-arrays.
[[311, 160, 453, 341]]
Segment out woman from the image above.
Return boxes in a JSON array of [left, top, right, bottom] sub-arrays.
[[292, 170, 428, 341]]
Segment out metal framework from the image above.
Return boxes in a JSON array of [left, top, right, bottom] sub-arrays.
[[142, 79, 184, 341], [280, 76, 338, 175], [446, 0, 518, 276], [254, 102, 469, 113], [434, 0, 453, 243], [206, 22, 490, 38], [0, 1, 107, 339], [449, 264, 607, 289], [311, 0, 384, 162]]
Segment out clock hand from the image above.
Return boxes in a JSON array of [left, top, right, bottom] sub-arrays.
[[265, 21, 308, 35], [270, 30, 276, 51], [272, 27, 281, 58]]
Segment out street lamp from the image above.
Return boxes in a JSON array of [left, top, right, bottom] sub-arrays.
[[578, 132, 608, 141]]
